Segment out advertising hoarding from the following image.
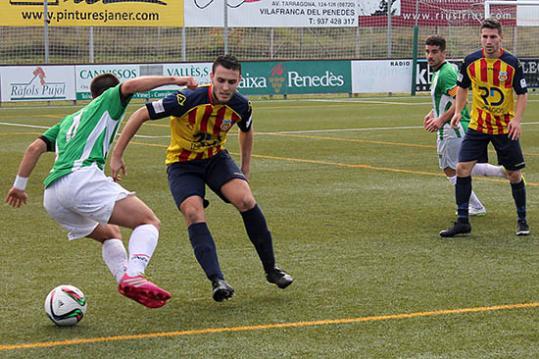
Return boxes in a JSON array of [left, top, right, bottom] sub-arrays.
[[0, 65, 76, 101]]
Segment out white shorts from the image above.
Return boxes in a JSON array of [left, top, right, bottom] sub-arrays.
[[437, 135, 462, 170], [43, 164, 133, 240]]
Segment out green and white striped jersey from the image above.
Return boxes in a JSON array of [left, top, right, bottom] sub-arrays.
[[41, 84, 130, 188], [430, 61, 470, 139]]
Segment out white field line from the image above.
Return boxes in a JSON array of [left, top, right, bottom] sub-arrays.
[[0, 122, 170, 138], [2, 97, 539, 111], [4, 121, 539, 136], [0, 122, 424, 134]]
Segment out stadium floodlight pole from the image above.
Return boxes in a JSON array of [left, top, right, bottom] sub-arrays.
[[43, 0, 49, 63], [224, 0, 229, 55], [387, 0, 392, 58], [411, 0, 419, 96]]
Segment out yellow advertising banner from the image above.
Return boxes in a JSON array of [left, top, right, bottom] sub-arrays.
[[1, 0, 184, 27]]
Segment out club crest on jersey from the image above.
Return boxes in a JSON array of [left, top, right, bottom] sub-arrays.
[[220, 119, 233, 131], [498, 71, 508, 82]]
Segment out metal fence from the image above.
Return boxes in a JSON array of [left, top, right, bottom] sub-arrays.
[[1, 24, 539, 65]]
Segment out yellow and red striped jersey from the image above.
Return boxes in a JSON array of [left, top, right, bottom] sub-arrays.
[[457, 48, 527, 135], [146, 85, 252, 164]]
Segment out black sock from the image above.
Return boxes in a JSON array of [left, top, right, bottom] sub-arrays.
[[188, 222, 224, 281], [240, 204, 276, 273], [456, 176, 472, 223], [511, 180, 527, 221]]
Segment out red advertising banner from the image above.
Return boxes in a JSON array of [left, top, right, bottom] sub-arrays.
[[359, 0, 516, 27]]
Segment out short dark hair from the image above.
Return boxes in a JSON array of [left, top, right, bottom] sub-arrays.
[[90, 73, 120, 98], [212, 54, 241, 74], [481, 18, 502, 35], [425, 35, 446, 51]]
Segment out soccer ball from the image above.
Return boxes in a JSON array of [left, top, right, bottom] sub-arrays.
[[44, 285, 87, 326]]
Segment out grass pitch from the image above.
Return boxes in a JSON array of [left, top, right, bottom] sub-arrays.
[[1, 95, 538, 358]]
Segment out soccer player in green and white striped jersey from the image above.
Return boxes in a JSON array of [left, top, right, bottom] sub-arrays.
[[5, 73, 197, 308], [423, 35, 506, 216]]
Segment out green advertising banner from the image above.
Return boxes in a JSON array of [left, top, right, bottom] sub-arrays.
[[239, 60, 352, 95]]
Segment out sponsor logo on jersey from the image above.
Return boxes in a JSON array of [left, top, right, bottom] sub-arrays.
[[220, 119, 233, 131], [176, 93, 186, 106]]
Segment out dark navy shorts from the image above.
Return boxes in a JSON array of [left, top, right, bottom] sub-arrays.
[[166, 150, 247, 207], [459, 128, 525, 171]]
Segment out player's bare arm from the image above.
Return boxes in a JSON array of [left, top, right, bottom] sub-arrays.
[[110, 107, 151, 181], [5, 138, 48, 208], [450, 87, 467, 128], [508, 93, 528, 140], [120, 76, 197, 97], [239, 129, 253, 179]]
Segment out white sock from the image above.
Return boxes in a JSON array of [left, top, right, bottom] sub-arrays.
[[126, 224, 159, 277], [469, 191, 484, 209], [447, 176, 457, 185], [472, 163, 506, 178], [448, 176, 484, 209], [102, 239, 128, 284]]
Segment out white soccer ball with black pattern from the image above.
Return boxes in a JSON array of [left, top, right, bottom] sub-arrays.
[[44, 285, 87, 326]]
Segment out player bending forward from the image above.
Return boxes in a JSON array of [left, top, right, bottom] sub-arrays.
[[111, 55, 293, 302], [6, 74, 197, 308]]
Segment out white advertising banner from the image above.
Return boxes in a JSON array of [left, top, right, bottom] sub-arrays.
[[75, 63, 214, 100], [163, 63, 213, 86], [518, 5, 539, 26], [75, 64, 140, 100], [352, 60, 412, 93], [0, 66, 76, 102], [185, 0, 358, 27]]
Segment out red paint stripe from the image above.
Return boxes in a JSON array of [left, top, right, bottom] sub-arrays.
[[212, 107, 227, 136], [505, 66, 514, 89], [195, 152, 204, 160], [188, 108, 197, 127], [207, 147, 214, 158], [480, 59, 488, 82], [492, 60, 501, 86], [200, 105, 213, 134], [484, 112, 494, 134], [231, 112, 240, 123], [178, 149, 191, 162]]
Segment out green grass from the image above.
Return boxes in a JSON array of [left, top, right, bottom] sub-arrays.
[[1, 95, 538, 358]]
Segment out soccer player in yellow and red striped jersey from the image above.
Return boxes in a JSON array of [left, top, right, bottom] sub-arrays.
[[111, 55, 293, 301], [440, 18, 529, 238]]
